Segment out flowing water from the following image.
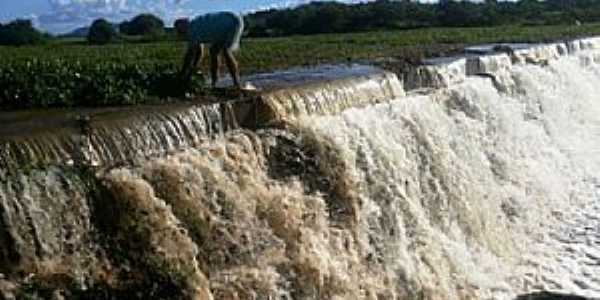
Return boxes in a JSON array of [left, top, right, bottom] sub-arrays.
[[1, 42, 600, 300]]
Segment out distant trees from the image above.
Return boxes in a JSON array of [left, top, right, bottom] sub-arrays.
[[86, 14, 166, 44], [7, 0, 600, 47], [301, 2, 348, 34], [88, 19, 117, 45], [119, 14, 165, 36], [245, 0, 600, 38], [437, 1, 487, 27], [0, 19, 45, 46], [245, 0, 445, 37]]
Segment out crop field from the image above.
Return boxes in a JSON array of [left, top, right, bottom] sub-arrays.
[[2, 24, 600, 110]]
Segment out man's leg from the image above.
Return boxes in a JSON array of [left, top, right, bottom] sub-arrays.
[[223, 49, 241, 88], [193, 44, 205, 71], [180, 46, 197, 80], [209, 45, 221, 88]]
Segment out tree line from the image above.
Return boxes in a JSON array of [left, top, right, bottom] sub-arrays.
[[245, 0, 600, 37], [87, 14, 167, 44], [3, 0, 600, 46], [0, 14, 169, 46], [0, 20, 48, 46]]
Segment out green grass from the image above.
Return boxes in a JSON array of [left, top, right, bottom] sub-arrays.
[[7, 24, 600, 71], [2, 24, 600, 109]]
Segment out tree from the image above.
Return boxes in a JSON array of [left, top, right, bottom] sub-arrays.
[[87, 19, 117, 45], [119, 14, 165, 36], [0, 19, 45, 46]]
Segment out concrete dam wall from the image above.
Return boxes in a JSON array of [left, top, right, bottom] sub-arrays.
[[2, 37, 600, 299]]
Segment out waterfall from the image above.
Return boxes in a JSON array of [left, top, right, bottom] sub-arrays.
[[0, 103, 227, 172], [2, 38, 600, 299], [297, 52, 600, 298]]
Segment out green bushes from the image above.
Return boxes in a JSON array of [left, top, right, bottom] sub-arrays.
[[0, 19, 46, 46], [87, 19, 117, 45], [0, 59, 205, 109], [120, 14, 165, 36]]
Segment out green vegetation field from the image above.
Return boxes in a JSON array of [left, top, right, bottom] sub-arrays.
[[3, 24, 600, 110]]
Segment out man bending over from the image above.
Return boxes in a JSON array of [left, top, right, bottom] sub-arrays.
[[176, 12, 244, 89]]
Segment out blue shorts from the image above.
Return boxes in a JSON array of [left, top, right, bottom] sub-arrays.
[[188, 12, 244, 52]]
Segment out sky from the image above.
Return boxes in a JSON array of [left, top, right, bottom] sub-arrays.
[[0, 0, 367, 34]]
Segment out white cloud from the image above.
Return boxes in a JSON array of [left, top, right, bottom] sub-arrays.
[[40, 0, 192, 33], [35, 0, 368, 34]]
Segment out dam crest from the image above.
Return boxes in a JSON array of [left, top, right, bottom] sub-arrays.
[[3, 37, 600, 171]]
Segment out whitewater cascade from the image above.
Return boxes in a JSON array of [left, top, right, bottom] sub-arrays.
[[2, 38, 600, 299]]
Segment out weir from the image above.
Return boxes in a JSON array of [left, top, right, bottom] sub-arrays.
[[0, 65, 403, 172], [2, 37, 600, 299]]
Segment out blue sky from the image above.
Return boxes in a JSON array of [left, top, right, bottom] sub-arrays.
[[0, 0, 367, 34]]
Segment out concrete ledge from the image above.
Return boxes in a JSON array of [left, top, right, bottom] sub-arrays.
[[404, 36, 600, 91], [256, 70, 403, 123], [0, 65, 404, 171], [0, 103, 228, 171]]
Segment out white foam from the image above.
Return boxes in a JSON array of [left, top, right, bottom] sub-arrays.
[[299, 47, 600, 299]]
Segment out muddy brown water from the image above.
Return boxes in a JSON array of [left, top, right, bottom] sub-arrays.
[[0, 64, 394, 172]]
